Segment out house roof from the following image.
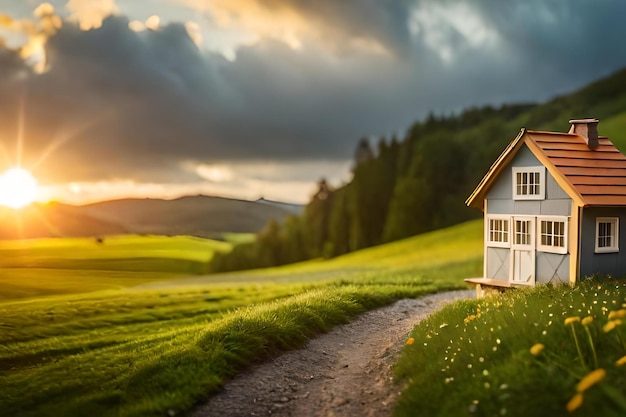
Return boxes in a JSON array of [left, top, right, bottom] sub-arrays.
[[466, 127, 626, 209]]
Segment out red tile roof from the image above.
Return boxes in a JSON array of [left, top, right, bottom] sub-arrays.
[[466, 127, 626, 209], [528, 131, 626, 206]]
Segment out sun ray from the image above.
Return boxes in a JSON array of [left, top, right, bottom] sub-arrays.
[[11, 209, 25, 240], [0, 141, 12, 166], [28, 204, 63, 237], [30, 108, 117, 171], [16, 93, 25, 167]]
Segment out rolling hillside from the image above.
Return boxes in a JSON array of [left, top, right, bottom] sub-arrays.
[[0, 204, 127, 239], [0, 195, 300, 240]]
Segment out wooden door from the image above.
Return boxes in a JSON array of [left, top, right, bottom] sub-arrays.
[[511, 217, 535, 284]]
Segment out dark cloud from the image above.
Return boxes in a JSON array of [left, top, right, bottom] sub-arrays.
[[467, 1, 626, 93], [0, 0, 625, 187], [0, 16, 227, 182], [0, 14, 415, 183]]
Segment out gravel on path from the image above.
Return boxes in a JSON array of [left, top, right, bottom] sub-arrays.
[[192, 289, 473, 417]]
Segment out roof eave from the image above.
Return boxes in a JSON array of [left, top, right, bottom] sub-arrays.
[[465, 128, 527, 210]]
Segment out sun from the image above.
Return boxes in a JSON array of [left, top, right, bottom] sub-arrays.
[[0, 167, 40, 209]]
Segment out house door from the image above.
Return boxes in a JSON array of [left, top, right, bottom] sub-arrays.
[[511, 217, 535, 284]]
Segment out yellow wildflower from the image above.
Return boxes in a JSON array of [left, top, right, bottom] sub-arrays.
[[581, 316, 593, 326], [464, 314, 478, 324], [615, 355, 626, 366], [603, 320, 621, 333], [406, 337, 415, 345], [566, 393, 584, 413], [464, 309, 481, 324], [576, 368, 606, 393], [564, 317, 581, 326], [530, 343, 545, 356], [608, 309, 626, 320]]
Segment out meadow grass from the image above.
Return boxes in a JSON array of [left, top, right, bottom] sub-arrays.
[[0, 268, 182, 301], [201, 219, 484, 284], [0, 234, 229, 261], [394, 278, 626, 417], [220, 232, 256, 245], [0, 220, 483, 417], [0, 234, 229, 266], [0, 235, 231, 300]]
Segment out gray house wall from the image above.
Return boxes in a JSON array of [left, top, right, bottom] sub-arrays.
[[579, 207, 626, 278], [484, 145, 572, 284], [486, 145, 571, 216]]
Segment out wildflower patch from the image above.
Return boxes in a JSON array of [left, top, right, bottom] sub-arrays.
[[394, 279, 626, 417]]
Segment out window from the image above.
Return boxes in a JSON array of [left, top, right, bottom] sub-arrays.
[[512, 167, 545, 200], [513, 218, 533, 247], [537, 217, 568, 254], [487, 216, 510, 248], [596, 217, 619, 253]]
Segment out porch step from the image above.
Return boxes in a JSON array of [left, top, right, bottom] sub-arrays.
[[464, 278, 516, 298]]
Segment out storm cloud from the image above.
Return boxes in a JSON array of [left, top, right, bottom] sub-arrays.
[[0, 0, 625, 201]]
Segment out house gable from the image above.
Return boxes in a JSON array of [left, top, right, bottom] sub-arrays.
[[465, 130, 608, 210], [485, 144, 571, 217]]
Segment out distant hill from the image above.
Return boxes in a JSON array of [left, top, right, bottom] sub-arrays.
[[0, 195, 301, 240], [255, 197, 303, 214], [80, 195, 300, 237], [0, 204, 128, 239]]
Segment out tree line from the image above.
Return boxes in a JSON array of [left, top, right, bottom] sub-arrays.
[[209, 103, 536, 272]]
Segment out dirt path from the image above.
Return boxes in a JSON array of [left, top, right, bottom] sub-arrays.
[[191, 290, 473, 417]]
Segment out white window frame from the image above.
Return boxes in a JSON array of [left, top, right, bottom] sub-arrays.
[[512, 166, 546, 200], [595, 217, 619, 253], [512, 216, 535, 249], [537, 216, 569, 254], [486, 215, 510, 248]]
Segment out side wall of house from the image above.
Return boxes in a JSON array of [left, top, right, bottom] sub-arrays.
[[485, 144, 572, 284], [580, 207, 626, 278]]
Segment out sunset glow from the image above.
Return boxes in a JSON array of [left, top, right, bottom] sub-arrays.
[[0, 168, 40, 209], [0, 1, 623, 207]]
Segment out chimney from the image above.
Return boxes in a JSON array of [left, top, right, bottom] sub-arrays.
[[568, 118, 599, 149]]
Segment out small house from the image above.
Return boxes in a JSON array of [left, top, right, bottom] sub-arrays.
[[465, 119, 626, 297]]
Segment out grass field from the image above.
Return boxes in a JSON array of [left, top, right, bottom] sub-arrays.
[[0, 234, 230, 265], [0, 219, 483, 417], [0, 235, 231, 300], [395, 279, 626, 417], [149, 219, 484, 287]]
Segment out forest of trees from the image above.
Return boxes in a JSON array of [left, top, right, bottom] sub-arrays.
[[209, 67, 626, 273], [209, 104, 534, 272]]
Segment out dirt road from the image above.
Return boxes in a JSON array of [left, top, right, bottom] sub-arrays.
[[191, 290, 473, 417]]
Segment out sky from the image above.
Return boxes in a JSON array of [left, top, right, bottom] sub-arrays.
[[0, 0, 626, 205]]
